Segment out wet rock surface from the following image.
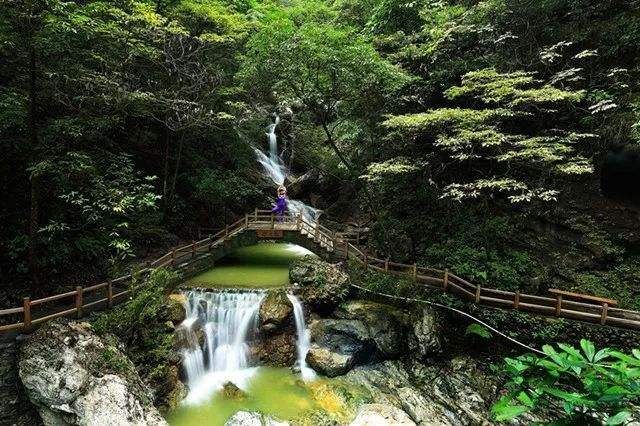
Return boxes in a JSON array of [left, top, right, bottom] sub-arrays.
[[224, 411, 289, 426], [254, 332, 296, 367], [18, 319, 166, 426], [335, 300, 407, 359], [408, 307, 444, 358], [343, 358, 496, 425], [306, 318, 373, 377], [290, 259, 349, 312], [259, 291, 293, 334], [348, 403, 416, 425]]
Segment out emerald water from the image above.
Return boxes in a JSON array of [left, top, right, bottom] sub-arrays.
[[168, 368, 314, 425], [168, 368, 365, 426], [186, 243, 316, 288]]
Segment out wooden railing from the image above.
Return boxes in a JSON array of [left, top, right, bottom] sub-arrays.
[[2, 209, 640, 333]]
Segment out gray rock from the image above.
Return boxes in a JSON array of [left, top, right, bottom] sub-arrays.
[[336, 300, 407, 359], [224, 411, 289, 426], [290, 259, 349, 312], [18, 320, 166, 426], [306, 319, 373, 377], [349, 403, 416, 426], [408, 307, 443, 358], [0, 341, 41, 425], [259, 291, 293, 334], [344, 359, 495, 425]]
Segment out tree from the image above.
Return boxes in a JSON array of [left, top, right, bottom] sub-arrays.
[[239, 3, 409, 172], [383, 68, 592, 203]]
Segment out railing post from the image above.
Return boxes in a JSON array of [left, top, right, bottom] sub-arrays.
[[600, 303, 608, 325], [555, 293, 563, 316], [344, 241, 349, 259], [384, 258, 389, 272], [191, 240, 196, 259], [413, 263, 418, 282], [107, 280, 113, 308], [171, 249, 176, 266], [76, 286, 83, 319], [475, 284, 481, 303], [513, 291, 520, 310], [245, 214, 249, 227], [271, 213, 275, 229], [225, 225, 229, 239], [364, 251, 368, 268], [254, 208, 258, 222], [442, 269, 448, 289], [297, 213, 302, 231], [22, 297, 31, 331]]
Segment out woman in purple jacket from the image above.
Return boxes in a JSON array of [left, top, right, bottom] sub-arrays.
[[271, 185, 288, 220]]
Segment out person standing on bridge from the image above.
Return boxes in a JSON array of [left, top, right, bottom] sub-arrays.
[[271, 185, 288, 221]]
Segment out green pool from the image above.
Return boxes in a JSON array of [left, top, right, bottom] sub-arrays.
[[185, 242, 316, 288], [167, 367, 367, 426]]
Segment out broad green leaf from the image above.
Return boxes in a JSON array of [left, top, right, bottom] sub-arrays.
[[516, 391, 534, 408], [465, 323, 492, 339], [606, 411, 631, 425], [580, 339, 595, 362]]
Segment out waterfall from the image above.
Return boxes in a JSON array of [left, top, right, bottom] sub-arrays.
[[286, 294, 316, 381], [267, 114, 280, 160], [179, 290, 265, 405], [254, 114, 321, 223]]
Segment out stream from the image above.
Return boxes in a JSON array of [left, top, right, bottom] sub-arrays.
[[170, 242, 327, 425]]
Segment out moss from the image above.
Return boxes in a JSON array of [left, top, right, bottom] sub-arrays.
[[91, 267, 183, 410], [292, 378, 372, 425]]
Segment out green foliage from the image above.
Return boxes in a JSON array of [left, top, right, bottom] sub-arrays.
[[465, 323, 492, 339], [493, 340, 640, 423], [93, 268, 181, 404], [384, 68, 592, 203]]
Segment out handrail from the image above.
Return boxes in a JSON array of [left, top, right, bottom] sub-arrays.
[[2, 209, 640, 334]]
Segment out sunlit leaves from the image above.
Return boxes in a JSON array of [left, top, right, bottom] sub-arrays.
[[493, 340, 640, 423]]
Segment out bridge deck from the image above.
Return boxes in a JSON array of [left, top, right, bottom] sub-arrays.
[[2, 209, 640, 333]]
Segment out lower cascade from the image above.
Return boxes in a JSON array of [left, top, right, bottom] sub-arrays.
[[179, 290, 266, 405], [178, 289, 316, 406], [287, 294, 316, 381]]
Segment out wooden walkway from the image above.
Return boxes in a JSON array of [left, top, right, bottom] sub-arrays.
[[2, 209, 640, 333]]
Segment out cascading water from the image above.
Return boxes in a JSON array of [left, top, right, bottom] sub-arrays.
[[254, 114, 320, 222], [179, 290, 265, 405], [286, 294, 316, 381]]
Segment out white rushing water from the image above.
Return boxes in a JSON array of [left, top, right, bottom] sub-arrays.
[[254, 114, 320, 222], [179, 290, 265, 405], [286, 294, 316, 382]]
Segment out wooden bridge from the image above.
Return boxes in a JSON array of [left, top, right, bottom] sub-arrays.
[[2, 209, 640, 333]]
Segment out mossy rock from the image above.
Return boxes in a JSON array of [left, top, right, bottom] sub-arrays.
[[259, 290, 293, 333], [290, 258, 349, 313]]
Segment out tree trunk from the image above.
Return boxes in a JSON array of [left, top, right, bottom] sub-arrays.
[[166, 133, 185, 215], [26, 11, 40, 293], [161, 127, 171, 218]]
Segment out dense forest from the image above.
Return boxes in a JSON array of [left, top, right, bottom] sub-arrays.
[[1, 0, 639, 309], [2, 1, 640, 424]]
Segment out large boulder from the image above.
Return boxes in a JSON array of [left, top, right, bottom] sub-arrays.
[[289, 259, 349, 313], [259, 291, 293, 334], [306, 319, 373, 377], [349, 403, 416, 426], [344, 359, 496, 425], [253, 332, 296, 367], [408, 307, 443, 358], [0, 341, 40, 425], [335, 300, 407, 359], [18, 320, 166, 426]]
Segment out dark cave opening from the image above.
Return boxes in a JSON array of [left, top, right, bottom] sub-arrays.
[[601, 145, 640, 207]]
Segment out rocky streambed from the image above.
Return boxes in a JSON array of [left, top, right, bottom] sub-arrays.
[[8, 258, 515, 425]]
